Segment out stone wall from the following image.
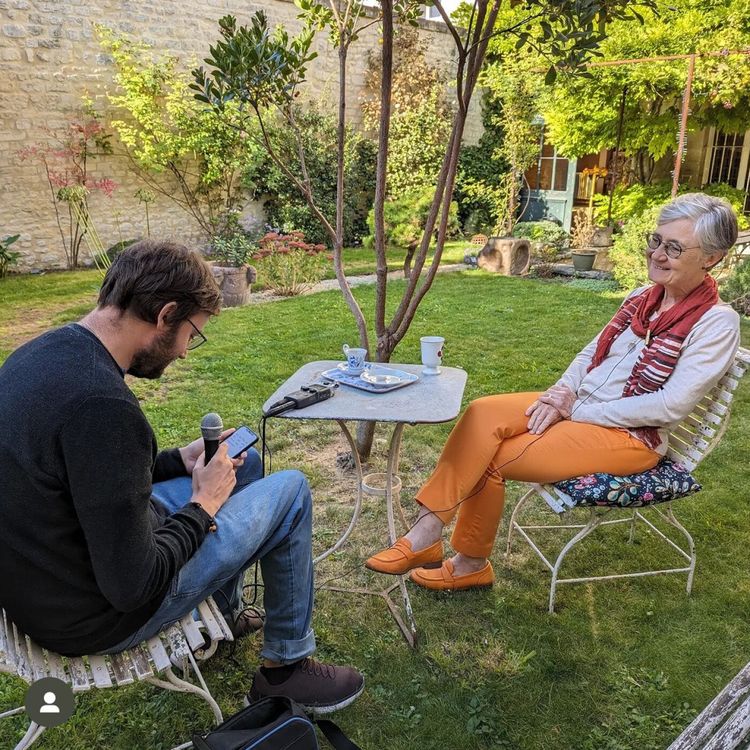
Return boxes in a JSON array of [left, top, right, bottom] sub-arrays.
[[0, 0, 483, 271]]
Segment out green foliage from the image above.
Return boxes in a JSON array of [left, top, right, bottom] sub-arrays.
[[99, 26, 260, 238], [610, 204, 661, 289], [244, 106, 376, 246], [365, 188, 460, 250], [191, 12, 317, 113], [540, 0, 750, 181], [567, 277, 621, 293], [722, 256, 750, 316], [361, 27, 453, 199], [0, 234, 20, 278], [210, 234, 256, 268], [594, 181, 750, 230], [454, 93, 507, 234], [251, 231, 328, 295], [464, 0, 658, 83], [512, 221, 569, 252]]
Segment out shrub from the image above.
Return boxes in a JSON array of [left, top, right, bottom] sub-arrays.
[[512, 221, 569, 253], [0, 234, 20, 278], [245, 107, 376, 246], [594, 180, 750, 230], [361, 27, 453, 200], [722, 256, 750, 316], [609, 205, 661, 290], [211, 233, 256, 268], [251, 231, 328, 296], [364, 187, 461, 251]]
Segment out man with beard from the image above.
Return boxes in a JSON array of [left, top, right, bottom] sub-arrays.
[[0, 240, 363, 713]]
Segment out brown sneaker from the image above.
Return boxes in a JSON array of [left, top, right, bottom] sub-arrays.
[[230, 606, 266, 639], [247, 658, 365, 715]]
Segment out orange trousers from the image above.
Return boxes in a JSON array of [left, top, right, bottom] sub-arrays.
[[415, 392, 659, 558]]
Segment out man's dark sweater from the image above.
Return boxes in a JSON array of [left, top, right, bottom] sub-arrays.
[[0, 324, 213, 655]]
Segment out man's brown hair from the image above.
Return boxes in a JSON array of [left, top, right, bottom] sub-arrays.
[[98, 239, 222, 324]]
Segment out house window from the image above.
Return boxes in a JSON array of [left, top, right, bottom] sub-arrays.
[[709, 131, 744, 186], [424, 4, 442, 19], [525, 134, 569, 192]]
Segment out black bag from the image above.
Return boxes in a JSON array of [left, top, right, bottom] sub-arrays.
[[192, 696, 362, 750]]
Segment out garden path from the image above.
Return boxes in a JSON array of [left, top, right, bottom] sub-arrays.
[[245, 263, 468, 304]]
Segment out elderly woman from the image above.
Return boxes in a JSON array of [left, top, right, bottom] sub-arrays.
[[366, 193, 741, 591]]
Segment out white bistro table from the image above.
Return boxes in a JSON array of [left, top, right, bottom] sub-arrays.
[[262, 360, 467, 647]]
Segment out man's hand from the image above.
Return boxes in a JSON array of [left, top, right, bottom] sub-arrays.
[[190, 443, 239, 517], [179, 428, 236, 475], [524, 401, 564, 435], [538, 384, 576, 418]]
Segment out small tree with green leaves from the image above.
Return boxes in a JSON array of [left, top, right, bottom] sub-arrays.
[[98, 26, 261, 240]]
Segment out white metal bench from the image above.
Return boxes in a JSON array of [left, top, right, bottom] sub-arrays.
[[506, 346, 750, 613], [0, 597, 233, 749], [667, 658, 750, 750]]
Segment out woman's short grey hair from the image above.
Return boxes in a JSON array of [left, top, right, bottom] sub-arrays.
[[658, 192, 739, 257]]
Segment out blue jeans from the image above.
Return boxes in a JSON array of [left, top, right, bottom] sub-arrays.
[[105, 449, 316, 664]]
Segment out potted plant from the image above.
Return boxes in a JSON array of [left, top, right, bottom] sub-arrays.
[[569, 211, 597, 272], [209, 232, 257, 307]]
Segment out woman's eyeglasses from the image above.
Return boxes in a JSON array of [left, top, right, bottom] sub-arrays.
[[645, 232, 701, 259]]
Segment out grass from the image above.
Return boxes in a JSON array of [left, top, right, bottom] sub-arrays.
[[0, 269, 748, 750]]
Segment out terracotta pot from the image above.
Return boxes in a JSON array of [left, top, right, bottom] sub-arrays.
[[211, 264, 255, 307], [477, 237, 530, 276]]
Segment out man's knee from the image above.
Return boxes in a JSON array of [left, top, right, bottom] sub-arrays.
[[236, 447, 263, 483], [276, 469, 312, 508]]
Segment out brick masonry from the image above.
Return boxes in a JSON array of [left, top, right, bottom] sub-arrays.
[[0, 0, 483, 270]]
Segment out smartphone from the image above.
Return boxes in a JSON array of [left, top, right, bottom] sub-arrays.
[[222, 426, 259, 458]]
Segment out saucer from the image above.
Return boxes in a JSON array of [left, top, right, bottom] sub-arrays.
[[337, 362, 365, 376]]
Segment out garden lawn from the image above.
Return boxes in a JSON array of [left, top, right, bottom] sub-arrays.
[[0, 270, 748, 750]]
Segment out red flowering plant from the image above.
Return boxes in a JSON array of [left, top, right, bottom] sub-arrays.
[[251, 231, 329, 296], [18, 112, 115, 269]]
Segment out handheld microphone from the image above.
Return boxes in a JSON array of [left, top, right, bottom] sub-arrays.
[[201, 413, 223, 463]]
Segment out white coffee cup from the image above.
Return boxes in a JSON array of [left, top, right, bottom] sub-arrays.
[[342, 344, 367, 373], [420, 336, 444, 375]]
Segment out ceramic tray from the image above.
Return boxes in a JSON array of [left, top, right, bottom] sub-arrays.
[[321, 366, 419, 394]]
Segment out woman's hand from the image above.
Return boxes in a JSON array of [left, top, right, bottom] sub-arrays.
[[538, 384, 576, 418], [179, 428, 236, 475], [525, 401, 564, 435]]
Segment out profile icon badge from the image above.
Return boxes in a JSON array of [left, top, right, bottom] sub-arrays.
[[24, 677, 75, 727]]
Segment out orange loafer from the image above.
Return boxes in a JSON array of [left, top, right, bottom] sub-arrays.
[[365, 538, 443, 575], [409, 559, 495, 591]]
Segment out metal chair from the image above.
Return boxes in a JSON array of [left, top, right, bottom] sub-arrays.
[[506, 347, 750, 613], [0, 597, 233, 750]]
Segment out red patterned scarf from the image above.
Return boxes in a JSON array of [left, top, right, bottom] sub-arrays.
[[586, 275, 719, 448]]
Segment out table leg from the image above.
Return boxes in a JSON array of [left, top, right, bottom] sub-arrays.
[[315, 420, 418, 648]]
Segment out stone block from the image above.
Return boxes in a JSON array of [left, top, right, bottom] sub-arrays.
[[3, 24, 26, 37]]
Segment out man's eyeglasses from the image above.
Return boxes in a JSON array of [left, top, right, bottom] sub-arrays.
[[187, 319, 207, 350], [645, 232, 701, 259]]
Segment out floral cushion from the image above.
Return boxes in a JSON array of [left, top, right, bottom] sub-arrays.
[[554, 459, 702, 508]]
